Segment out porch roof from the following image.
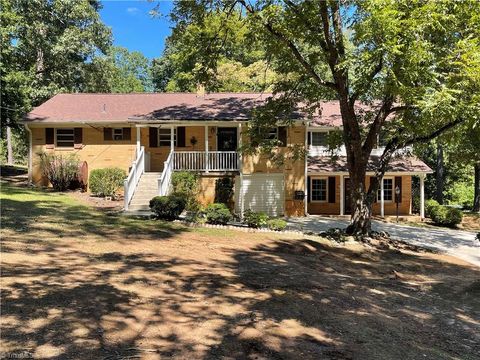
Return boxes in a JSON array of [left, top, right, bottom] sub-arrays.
[[308, 155, 433, 174]]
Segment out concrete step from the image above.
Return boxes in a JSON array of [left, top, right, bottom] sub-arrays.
[[128, 204, 151, 211]]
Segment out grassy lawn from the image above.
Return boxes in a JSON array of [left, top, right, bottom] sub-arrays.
[[1, 181, 479, 359]]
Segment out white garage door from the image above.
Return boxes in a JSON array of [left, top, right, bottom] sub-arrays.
[[235, 174, 285, 216]]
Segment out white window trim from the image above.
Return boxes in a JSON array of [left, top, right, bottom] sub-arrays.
[[55, 128, 75, 148], [310, 176, 328, 203], [377, 177, 394, 203], [159, 128, 177, 147], [113, 127, 124, 141], [309, 130, 329, 147]]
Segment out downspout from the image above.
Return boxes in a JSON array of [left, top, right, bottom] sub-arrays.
[[304, 121, 309, 216], [24, 124, 33, 184]]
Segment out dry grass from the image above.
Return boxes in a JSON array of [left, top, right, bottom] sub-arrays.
[[1, 181, 479, 359]]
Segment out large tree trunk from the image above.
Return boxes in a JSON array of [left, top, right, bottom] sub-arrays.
[[436, 142, 445, 204], [6, 126, 14, 165], [345, 166, 376, 236], [473, 162, 480, 213]]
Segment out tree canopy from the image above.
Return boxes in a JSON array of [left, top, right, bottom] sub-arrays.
[[169, 0, 480, 234]]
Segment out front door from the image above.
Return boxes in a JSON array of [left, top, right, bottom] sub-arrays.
[[344, 178, 352, 215], [217, 127, 237, 151]]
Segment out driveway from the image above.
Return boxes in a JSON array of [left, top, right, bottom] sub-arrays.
[[287, 216, 480, 267]]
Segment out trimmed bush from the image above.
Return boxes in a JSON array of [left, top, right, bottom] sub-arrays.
[[205, 203, 233, 225], [171, 171, 200, 211], [267, 218, 287, 231], [425, 199, 440, 218], [39, 152, 80, 191], [149, 194, 186, 220], [243, 209, 269, 228], [89, 167, 126, 198], [214, 177, 234, 205], [429, 205, 463, 227]]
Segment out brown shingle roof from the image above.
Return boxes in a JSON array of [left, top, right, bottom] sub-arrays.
[[308, 156, 432, 173], [24, 93, 276, 123], [24, 93, 375, 125]]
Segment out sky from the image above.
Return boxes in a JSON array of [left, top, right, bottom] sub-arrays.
[[99, 0, 174, 59]]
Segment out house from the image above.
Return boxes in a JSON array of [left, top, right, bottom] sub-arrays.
[[23, 93, 432, 217]]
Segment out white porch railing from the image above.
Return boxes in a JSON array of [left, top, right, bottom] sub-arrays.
[[173, 151, 239, 172], [124, 146, 145, 210], [158, 150, 174, 196]]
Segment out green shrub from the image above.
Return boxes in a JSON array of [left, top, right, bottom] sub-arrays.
[[243, 209, 269, 228], [425, 199, 440, 217], [171, 171, 200, 211], [205, 203, 233, 225], [89, 167, 126, 198], [476, 232, 480, 242], [430, 205, 463, 227], [445, 179, 474, 209], [214, 177, 234, 205], [267, 218, 287, 231], [39, 152, 80, 191], [149, 194, 186, 220]]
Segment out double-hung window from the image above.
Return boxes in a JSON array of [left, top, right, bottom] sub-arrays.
[[311, 178, 328, 202], [113, 128, 124, 140], [311, 132, 328, 146], [159, 128, 177, 147], [267, 127, 278, 140], [56, 128, 74, 148], [377, 178, 393, 201]]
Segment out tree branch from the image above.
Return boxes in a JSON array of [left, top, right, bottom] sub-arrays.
[[349, 58, 383, 105]]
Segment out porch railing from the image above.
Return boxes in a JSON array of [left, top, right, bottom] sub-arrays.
[[124, 146, 145, 210], [173, 151, 239, 172], [158, 150, 174, 196]]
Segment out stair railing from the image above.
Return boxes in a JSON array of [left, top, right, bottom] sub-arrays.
[[158, 150, 174, 196], [124, 146, 145, 210]]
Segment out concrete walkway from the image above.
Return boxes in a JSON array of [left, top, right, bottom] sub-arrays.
[[287, 216, 480, 267]]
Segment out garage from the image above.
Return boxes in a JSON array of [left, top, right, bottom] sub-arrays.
[[235, 173, 285, 216]]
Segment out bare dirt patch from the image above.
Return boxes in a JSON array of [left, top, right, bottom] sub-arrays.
[[1, 182, 479, 359]]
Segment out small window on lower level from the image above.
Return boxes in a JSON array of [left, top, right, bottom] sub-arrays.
[[113, 128, 124, 140], [377, 178, 393, 201], [311, 178, 328, 202], [311, 132, 328, 146], [56, 128, 74, 148]]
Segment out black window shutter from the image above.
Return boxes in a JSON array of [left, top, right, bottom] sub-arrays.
[[45, 128, 54, 148], [123, 127, 131, 141], [395, 176, 402, 203], [328, 176, 336, 203], [307, 176, 311, 203], [149, 127, 158, 147], [74, 128, 83, 148], [372, 176, 378, 203], [307, 132, 311, 146], [104, 127, 112, 141], [177, 126, 186, 147], [278, 126, 287, 147]]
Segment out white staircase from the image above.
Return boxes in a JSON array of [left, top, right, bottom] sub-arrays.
[[127, 172, 162, 211]]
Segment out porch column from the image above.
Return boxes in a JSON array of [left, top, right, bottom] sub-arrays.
[[340, 175, 344, 216], [170, 125, 175, 153], [420, 174, 425, 219], [380, 176, 385, 218], [136, 126, 141, 153], [205, 125, 209, 172]]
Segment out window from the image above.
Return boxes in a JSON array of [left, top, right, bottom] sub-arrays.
[[159, 128, 177, 147], [377, 178, 393, 201], [267, 127, 278, 140], [311, 132, 328, 146], [113, 128, 123, 140], [311, 178, 328, 202], [56, 128, 74, 148]]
